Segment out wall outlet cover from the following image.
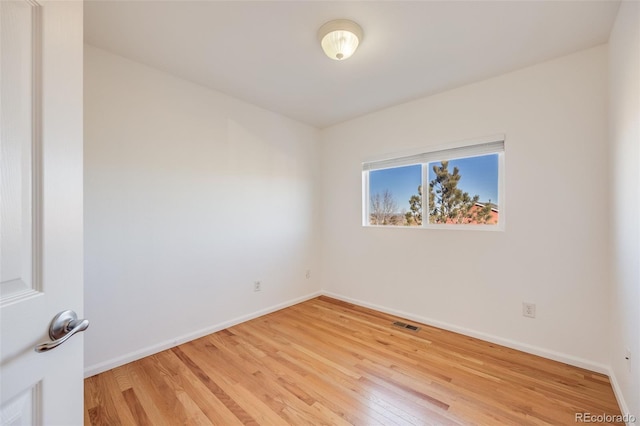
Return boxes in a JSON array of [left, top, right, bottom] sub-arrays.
[[523, 302, 536, 318]]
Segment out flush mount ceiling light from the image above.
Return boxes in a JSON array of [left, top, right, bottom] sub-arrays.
[[317, 19, 363, 61]]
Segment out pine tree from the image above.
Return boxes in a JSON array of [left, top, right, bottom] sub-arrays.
[[405, 185, 422, 226], [474, 200, 494, 224], [427, 161, 492, 224]]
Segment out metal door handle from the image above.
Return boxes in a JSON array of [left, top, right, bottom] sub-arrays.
[[35, 310, 89, 353]]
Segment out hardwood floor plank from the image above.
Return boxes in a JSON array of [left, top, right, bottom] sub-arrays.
[[84, 376, 98, 411], [122, 388, 153, 426], [122, 362, 171, 426], [155, 349, 245, 425], [112, 366, 133, 392], [136, 355, 193, 424], [100, 370, 138, 425], [240, 338, 387, 425], [180, 343, 287, 425], [172, 346, 257, 424], [84, 403, 92, 426], [85, 297, 623, 425], [84, 374, 124, 426]]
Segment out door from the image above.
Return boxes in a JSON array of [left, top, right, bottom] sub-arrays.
[[1, 1, 84, 424]]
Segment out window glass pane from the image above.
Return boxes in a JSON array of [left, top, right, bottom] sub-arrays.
[[369, 164, 422, 226], [427, 154, 499, 225]]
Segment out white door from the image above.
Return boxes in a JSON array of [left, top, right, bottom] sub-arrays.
[[0, 1, 84, 425]]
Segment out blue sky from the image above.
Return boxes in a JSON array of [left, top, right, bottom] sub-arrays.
[[369, 154, 499, 212], [369, 165, 421, 212]]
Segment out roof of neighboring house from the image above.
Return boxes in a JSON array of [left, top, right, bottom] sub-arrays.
[[476, 202, 499, 213]]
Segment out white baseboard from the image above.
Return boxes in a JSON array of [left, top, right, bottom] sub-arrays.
[[608, 367, 636, 426], [83, 291, 322, 378], [321, 290, 610, 375]]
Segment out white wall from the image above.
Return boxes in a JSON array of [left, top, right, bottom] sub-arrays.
[[84, 45, 321, 375], [609, 1, 640, 420], [320, 46, 610, 371]]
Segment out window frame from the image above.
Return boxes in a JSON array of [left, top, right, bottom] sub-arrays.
[[362, 135, 505, 231]]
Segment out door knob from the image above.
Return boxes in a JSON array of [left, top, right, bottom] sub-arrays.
[[35, 310, 89, 353]]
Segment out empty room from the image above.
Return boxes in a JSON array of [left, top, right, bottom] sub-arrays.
[[0, 1, 638, 425]]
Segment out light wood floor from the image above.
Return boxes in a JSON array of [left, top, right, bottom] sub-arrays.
[[85, 296, 623, 425]]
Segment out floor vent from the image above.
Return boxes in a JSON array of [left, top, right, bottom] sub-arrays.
[[392, 321, 420, 332]]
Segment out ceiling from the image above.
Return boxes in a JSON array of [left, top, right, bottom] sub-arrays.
[[84, 1, 621, 128]]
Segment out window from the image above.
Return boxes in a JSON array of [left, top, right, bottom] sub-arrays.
[[362, 137, 504, 229]]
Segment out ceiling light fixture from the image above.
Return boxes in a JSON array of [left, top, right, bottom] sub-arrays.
[[317, 19, 363, 61]]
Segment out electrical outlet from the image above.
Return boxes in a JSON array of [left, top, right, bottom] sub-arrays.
[[306, 270, 311, 279], [625, 348, 631, 372], [522, 302, 536, 318], [254, 281, 261, 292]]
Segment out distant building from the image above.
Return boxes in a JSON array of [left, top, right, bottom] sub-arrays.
[[444, 202, 499, 225]]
